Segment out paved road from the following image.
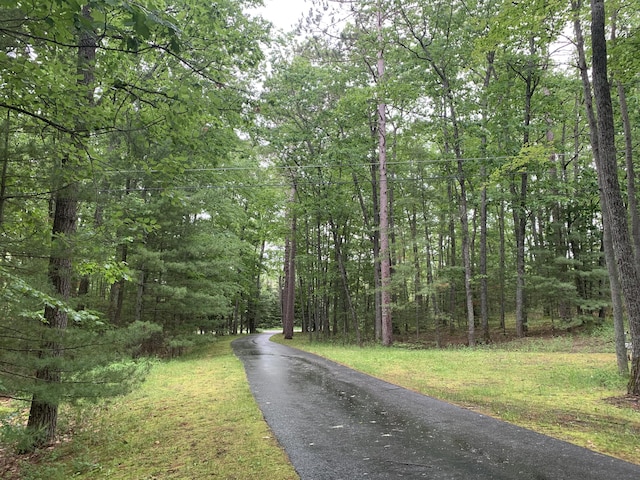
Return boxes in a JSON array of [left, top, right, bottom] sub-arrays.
[[232, 333, 640, 479]]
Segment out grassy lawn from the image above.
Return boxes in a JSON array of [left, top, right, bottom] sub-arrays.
[[273, 327, 640, 465], [3, 323, 639, 478], [1, 336, 298, 480]]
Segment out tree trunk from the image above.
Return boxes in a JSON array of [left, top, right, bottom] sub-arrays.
[[0, 108, 10, 226], [610, 11, 640, 267], [353, 169, 381, 340], [479, 166, 489, 342], [604, 218, 629, 374], [107, 243, 128, 325], [456, 154, 474, 347], [498, 197, 507, 333], [447, 183, 457, 334], [410, 206, 423, 338], [451, 108, 475, 347], [330, 220, 361, 345], [572, 0, 627, 373], [26, 193, 76, 445], [477, 53, 493, 342], [134, 268, 145, 321], [590, 0, 640, 393], [377, 1, 392, 346], [282, 185, 296, 340], [26, 4, 96, 448], [616, 80, 640, 265]]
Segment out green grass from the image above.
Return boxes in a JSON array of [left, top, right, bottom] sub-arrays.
[[273, 330, 640, 464], [4, 324, 638, 477], [5, 336, 298, 480]]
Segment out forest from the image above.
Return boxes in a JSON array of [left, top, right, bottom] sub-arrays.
[[1, 0, 639, 452]]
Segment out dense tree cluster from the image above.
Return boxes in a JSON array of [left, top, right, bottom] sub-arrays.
[[260, 0, 640, 393], [0, 0, 278, 448]]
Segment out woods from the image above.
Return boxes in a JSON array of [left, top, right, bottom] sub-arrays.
[[262, 0, 640, 391], [1, 0, 640, 454], [0, 0, 274, 448]]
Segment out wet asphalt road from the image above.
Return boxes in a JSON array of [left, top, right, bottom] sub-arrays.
[[232, 333, 640, 479]]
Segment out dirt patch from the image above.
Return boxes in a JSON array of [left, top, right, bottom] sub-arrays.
[[0, 449, 35, 480], [604, 395, 640, 412]]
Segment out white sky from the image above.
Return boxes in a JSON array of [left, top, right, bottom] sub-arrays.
[[251, 0, 310, 31]]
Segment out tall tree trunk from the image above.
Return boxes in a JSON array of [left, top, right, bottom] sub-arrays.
[[424, 223, 442, 348], [353, 169, 381, 340], [282, 235, 293, 338], [107, 243, 128, 325], [330, 220, 361, 345], [0, 108, 10, 226], [616, 80, 640, 264], [282, 185, 296, 340], [447, 182, 457, 334], [479, 165, 489, 342], [252, 239, 266, 334], [573, 0, 628, 374], [26, 4, 96, 448], [135, 268, 145, 322], [435, 71, 475, 346], [590, 0, 640, 393], [456, 143, 474, 347], [26, 191, 78, 446], [511, 37, 538, 338], [498, 197, 507, 333], [604, 218, 629, 374], [478, 53, 493, 343], [423, 212, 441, 348], [410, 206, 423, 338], [610, 10, 640, 267], [377, 1, 392, 346]]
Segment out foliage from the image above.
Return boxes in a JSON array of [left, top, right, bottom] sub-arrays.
[[1, 337, 298, 479], [0, 268, 159, 404], [0, 0, 277, 447]]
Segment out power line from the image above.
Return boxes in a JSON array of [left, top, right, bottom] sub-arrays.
[[103, 154, 523, 175], [94, 169, 583, 194]]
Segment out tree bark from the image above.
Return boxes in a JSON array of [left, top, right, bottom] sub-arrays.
[[478, 53, 493, 342], [456, 142, 475, 347], [26, 4, 96, 448], [330, 219, 361, 345], [26, 194, 77, 446], [0, 108, 10, 226], [409, 205, 423, 338], [616, 80, 640, 265], [377, 1, 392, 346], [590, 0, 640, 393], [282, 184, 296, 340], [610, 10, 640, 267], [572, 0, 627, 373], [498, 197, 507, 333]]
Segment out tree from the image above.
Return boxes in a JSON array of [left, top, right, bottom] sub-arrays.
[[590, 0, 640, 394], [376, 0, 393, 346], [282, 184, 297, 340], [572, 0, 628, 374], [25, 3, 98, 448], [1, 0, 271, 449]]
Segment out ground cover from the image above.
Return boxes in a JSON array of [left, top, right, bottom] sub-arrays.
[[3, 320, 638, 477], [273, 322, 640, 464], [0, 336, 298, 480]]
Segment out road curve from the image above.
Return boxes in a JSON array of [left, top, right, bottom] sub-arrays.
[[232, 333, 640, 480]]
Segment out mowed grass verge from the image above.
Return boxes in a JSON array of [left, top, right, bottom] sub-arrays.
[[273, 332, 640, 465], [11, 336, 298, 480]]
